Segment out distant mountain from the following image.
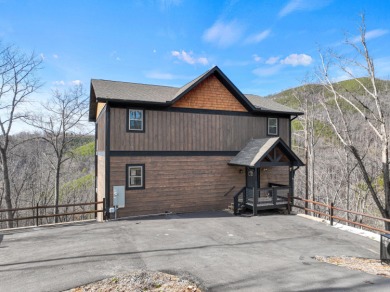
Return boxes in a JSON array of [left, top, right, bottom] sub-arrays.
[[266, 78, 390, 110]]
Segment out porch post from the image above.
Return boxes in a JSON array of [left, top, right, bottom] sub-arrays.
[[253, 168, 258, 216], [289, 164, 294, 204]]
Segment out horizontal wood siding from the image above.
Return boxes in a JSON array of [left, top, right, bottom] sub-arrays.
[[259, 166, 289, 188], [110, 156, 245, 217], [96, 107, 106, 152], [96, 156, 105, 221], [110, 108, 290, 151]]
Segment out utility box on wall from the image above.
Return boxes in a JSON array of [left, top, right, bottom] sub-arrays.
[[113, 186, 125, 208]]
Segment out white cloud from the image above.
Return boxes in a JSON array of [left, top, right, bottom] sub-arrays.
[[266, 56, 280, 65], [352, 29, 389, 43], [280, 53, 312, 66], [253, 54, 262, 62], [71, 80, 82, 85], [52, 80, 65, 86], [245, 29, 271, 44], [153, 49, 157, 53], [279, 0, 332, 18], [53, 54, 59, 59], [252, 65, 283, 76], [171, 50, 209, 65], [203, 20, 243, 47], [40, 53, 45, 60]]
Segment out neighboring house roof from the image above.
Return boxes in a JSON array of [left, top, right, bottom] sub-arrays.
[[89, 66, 303, 121], [229, 137, 304, 167]]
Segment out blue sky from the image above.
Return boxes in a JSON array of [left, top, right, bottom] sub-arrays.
[[1, 0, 390, 100]]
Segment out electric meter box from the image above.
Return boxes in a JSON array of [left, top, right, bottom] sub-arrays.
[[113, 186, 125, 208]]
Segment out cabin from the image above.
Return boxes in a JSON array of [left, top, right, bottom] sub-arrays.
[[89, 66, 304, 220]]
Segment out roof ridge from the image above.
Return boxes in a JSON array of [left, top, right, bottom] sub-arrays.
[[91, 79, 180, 90]]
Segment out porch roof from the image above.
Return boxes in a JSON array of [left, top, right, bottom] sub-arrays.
[[228, 137, 304, 167]]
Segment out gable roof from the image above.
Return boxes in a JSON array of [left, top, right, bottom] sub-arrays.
[[89, 66, 303, 121], [229, 137, 304, 167]]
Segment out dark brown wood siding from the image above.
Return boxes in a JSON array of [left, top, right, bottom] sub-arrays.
[[259, 166, 289, 188], [110, 108, 290, 151], [110, 155, 245, 217]]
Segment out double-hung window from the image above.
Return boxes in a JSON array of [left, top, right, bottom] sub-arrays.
[[126, 164, 145, 189], [267, 117, 278, 136], [128, 109, 144, 132]]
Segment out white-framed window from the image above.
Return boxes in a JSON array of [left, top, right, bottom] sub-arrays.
[[126, 164, 144, 189], [267, 117, 278, 136], [128, 109, 144, 132]]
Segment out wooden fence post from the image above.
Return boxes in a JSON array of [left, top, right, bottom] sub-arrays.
[[36, 203, 39, 226], [102, 198, 106, 221], [287, 193, 291, 214], [330, 202, 334, 226]]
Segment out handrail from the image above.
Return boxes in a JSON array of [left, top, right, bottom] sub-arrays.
[[0, 201, 103, 213], [0, 199, 105, 228], [290, 195, 390, 234], [233, 186, 246, 215]]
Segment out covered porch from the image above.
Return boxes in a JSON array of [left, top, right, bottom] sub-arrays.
[[229, 137, 304, 215]]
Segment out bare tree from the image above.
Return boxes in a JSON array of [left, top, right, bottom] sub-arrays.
[[317, 15, 390, 230], [25, 85, 89, 222], [0, 44, 41, 228]]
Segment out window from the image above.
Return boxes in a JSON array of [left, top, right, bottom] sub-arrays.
[[128, 109, 144, 132], [267, 117, 278, 136], [126, 164, 145, 189]]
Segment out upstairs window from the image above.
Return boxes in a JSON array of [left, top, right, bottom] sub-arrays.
[[267, 117, 278, 136], [126, 164, 145, 189], [128, 109, 144, 132]]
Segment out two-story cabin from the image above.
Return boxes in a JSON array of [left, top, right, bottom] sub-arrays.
[[89, 66, 303, 220]]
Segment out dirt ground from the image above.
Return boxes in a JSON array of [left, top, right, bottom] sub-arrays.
[[66, 270, 203, 292]]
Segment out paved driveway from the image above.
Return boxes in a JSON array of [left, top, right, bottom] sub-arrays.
[[0, 212, 389, 292]]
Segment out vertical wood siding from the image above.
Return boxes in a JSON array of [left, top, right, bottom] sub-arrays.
[[110, 108, 290, 151], [110, 156, 245, 217]]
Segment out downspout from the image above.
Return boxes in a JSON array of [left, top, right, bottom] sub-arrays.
[[289, 115, 298, 147]]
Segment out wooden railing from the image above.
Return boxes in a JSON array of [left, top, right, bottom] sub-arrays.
[[289, 195, 390, 234], [233, 187, 246, 215], [0, 199, 105, 229]]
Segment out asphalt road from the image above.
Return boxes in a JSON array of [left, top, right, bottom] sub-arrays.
[[0, 211, 389, 292]]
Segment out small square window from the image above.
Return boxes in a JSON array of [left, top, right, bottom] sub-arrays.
[[267, 117, 278, 136], [128, 109, 144, 132], [126, 164, 145, 189]]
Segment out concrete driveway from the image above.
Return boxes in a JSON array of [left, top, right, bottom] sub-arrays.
[[0, 211, 389, 292]]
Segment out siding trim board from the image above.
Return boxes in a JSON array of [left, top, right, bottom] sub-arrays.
[[107, 102, 295, 118], [111, 151, 240, 157]]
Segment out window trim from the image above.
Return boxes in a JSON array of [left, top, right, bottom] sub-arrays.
[[267, 117, 279, 136], [126, 164, 145, 190], [126, 108, 145, 133]]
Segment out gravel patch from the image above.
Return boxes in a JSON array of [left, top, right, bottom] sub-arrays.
[[314, 256, 390, 278], [66, 270, 203, 292]]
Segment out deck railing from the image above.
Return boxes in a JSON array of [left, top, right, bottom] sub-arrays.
[[233, 187, 246, 215], [0, 199, 105, 229], [289, 196, 390, 234], [234, 185, 291, 215]]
